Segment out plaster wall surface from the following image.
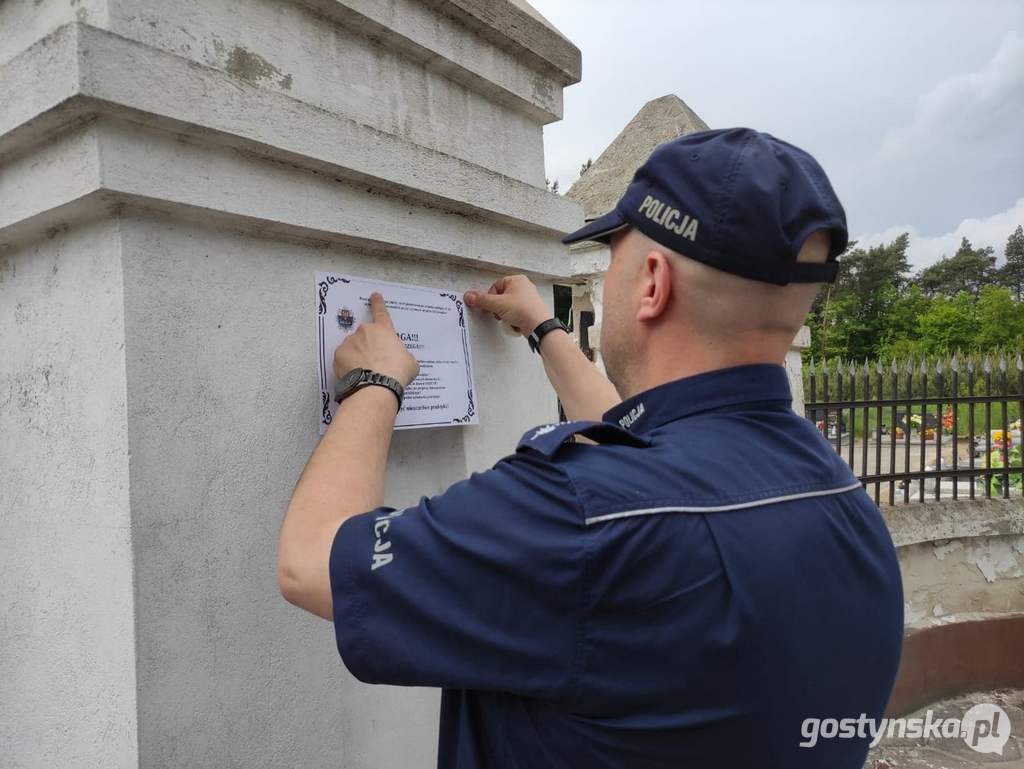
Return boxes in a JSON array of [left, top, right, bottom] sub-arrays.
[[898, 534, 1024, 626], [118, 212, 558, 767], [883, 500, 1024, 629], [0, 25, 581, 273], [108, 0, 546, 184], [879, 500, 1024, 714], [0, 0, 566, 185], [1, 1, 582, 765], [0, 0, 108, 64], [0, 219, 138, 769], [116, 215, 558, 768]]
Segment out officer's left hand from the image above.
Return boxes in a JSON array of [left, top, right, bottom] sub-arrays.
[[464, 274, 550, 335], [333, 292, 420, 386]]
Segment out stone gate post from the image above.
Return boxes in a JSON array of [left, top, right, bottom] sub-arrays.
[[0, 2, 581, 767]]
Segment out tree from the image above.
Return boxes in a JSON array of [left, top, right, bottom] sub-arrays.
[[975, 286, 1024, 350], [878, 336, 926, 361], [811, 292, 868, 361], [545, 178, 560, 194], [916, 237, 996, 297], [835, 233, 911, 298], [880, 283, 931, 346], [579, 158, 593, 176], [999, 225, 1024, 301], [809, 234, 911, 360], [915, 292, 977, 354], [807, 231, 1024, 362], [916, 259, 951, 296]]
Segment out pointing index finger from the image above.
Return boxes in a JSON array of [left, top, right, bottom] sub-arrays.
[[369, 292, 394, 330]]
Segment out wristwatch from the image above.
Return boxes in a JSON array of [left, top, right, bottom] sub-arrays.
[[334, 367, 405, 410], [527, 318, 568, 354]]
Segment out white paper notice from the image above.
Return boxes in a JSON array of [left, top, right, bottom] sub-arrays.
[[315, 272, 478, 434]]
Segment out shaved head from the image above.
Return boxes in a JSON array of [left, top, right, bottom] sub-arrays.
[[660, 230, 829, 338], [599, 227, 829, 397]]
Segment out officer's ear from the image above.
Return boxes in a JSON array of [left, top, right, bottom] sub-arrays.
[[636, 248, 673, 322]]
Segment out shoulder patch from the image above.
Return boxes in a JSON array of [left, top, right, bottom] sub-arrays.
[[516, 419, 651, 458]]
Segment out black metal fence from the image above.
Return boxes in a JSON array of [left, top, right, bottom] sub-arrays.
[[804, 354, 1024, 505]]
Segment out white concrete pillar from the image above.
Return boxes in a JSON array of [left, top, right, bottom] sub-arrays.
[[787, 326, 812, 415], [0, 3, 581, 768]]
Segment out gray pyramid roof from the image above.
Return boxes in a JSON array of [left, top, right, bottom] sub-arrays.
[[566, 94, 708, 220]]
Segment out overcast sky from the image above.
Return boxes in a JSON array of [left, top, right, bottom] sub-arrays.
[[535, 0, 1024, 269]]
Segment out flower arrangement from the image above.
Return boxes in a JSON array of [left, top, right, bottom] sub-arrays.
[[907, 413, 937, 440], [942, 407, 954, 430]]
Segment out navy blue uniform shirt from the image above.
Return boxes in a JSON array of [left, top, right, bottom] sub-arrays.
[[329, 363, 904, 768]]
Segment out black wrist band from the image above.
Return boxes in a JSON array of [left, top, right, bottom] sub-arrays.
[[527, 318, 568, 354]]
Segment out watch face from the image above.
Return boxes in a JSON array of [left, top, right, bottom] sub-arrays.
[[338, 368, 365, 392]]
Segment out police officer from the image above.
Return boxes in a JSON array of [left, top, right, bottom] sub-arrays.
[[278, 128, 904, 769]]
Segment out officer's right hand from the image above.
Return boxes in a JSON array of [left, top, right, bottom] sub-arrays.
[[463, 275, 551, 336]]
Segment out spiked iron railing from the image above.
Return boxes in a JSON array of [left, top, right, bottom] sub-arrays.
[[804, 354, 1024, 505]]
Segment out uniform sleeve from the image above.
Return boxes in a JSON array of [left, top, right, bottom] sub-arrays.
[[328, 450, 586, 701]]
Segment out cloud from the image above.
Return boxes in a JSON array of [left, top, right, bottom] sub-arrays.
[[854, 197, 1024, 270], [877, 30, 1024, 163], [841, 27, 1024, 237], [537, 2, 1024, 240]]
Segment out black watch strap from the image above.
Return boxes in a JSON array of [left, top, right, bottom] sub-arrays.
[[527, 318, 568, 354], [334, 368, 404, 409]]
